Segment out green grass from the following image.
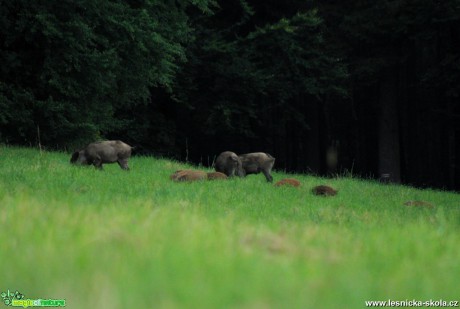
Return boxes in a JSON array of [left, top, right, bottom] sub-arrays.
[[1, 146, 459, 308]]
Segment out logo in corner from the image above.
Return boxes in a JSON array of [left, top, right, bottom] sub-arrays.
[[1, 290, 65, 307], [1, 290, 23, 306]]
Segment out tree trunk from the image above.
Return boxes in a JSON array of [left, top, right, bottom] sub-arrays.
[[378, 67, 401, 183], [447, 100, 457, 189], [306, 100, 321, 174]]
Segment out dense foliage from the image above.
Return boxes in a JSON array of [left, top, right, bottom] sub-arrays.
[[0, 0, 212, 148], [0, 0, 459, 189]]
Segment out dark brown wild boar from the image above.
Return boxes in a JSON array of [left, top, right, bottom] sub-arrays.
[[215, 151, 245, 177], [312, 185, 337, 196], [70, 140, 132, 170], [239, 152, 275, 182]]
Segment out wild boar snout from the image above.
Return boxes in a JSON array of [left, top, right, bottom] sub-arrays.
[[215, 151, 244, 177]]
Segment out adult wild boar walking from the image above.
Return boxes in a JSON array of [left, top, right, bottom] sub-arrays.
[[239, 152, 275, 182], [215, 151, 275, 182], [215, 151, 245, 177], [70, 140, 133, 170]]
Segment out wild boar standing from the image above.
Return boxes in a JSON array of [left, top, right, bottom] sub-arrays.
[[70, 140, 132, 170], [214, 151, 245, 177], [239, 152, 275, 182]]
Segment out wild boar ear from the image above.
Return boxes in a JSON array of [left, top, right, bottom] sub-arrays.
[[70, 151, 80, 163]]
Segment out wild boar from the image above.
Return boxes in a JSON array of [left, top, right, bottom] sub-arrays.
[[275, 178, 301, 188], [170, 170, 207, 182], [207, 172, 228, 180], [312, 185, 337, 196], [239, 152, 275, 182], [70, 140, 132, 170], [215, 151, 245, 177]]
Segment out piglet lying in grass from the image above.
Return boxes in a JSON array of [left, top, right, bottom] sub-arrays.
[[170, 170, 207, 182], [275, 178, 301, 188], [312, 185, 338, 196]]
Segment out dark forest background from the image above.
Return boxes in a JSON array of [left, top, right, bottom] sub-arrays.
[[1, 0, 459, 190]]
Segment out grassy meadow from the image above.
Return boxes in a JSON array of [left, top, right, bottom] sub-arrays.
[[1, 146, 459, 308]]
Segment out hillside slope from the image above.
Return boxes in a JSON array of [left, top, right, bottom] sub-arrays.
[[1, 146, 459, 308]]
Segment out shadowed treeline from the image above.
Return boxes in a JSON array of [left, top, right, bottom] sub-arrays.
[[0, 0, 459, 189]]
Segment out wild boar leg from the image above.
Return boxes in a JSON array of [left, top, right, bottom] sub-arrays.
[[262, 169, 273, 182]]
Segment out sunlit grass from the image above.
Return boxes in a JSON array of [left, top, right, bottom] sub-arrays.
[[1, 146, 459, 308]]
